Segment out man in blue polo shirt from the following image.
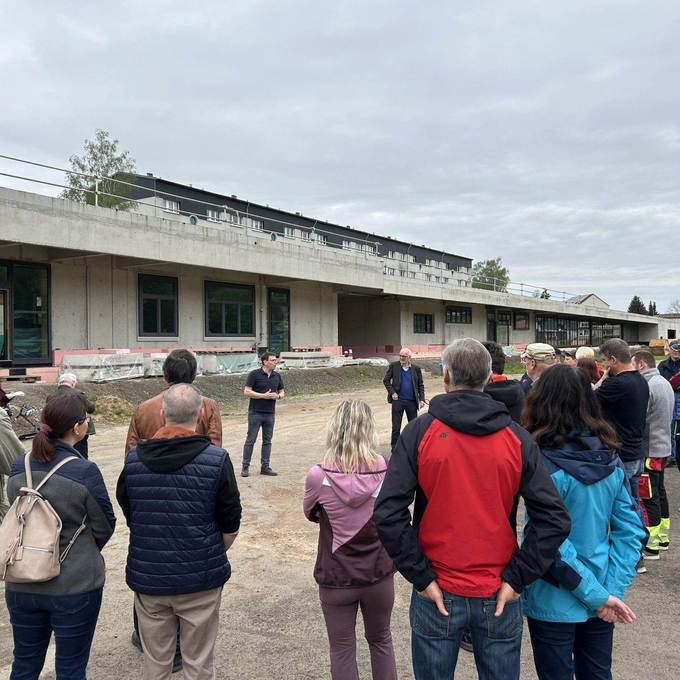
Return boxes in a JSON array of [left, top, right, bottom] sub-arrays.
[[241, 352, 285, 477]]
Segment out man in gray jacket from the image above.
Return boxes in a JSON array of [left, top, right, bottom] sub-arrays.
[[633, 350, 675, 561]]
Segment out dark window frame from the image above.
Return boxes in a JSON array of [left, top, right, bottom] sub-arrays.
[[138, 274, 178, 337], [445, 305, 472, 324], [204, 280, 255, 337], [414, 313, 434, 334], [514, 312, 530, 330], [0, 259, 52, 366]]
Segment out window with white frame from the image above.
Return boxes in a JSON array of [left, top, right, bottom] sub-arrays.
[[315, 233, 327, 245], [284, 227, 295, 238], [408, 271, 416, 278], [206, 208, 221, 222], [385, 267, 396, 275], [301, 230, 311, 241], [162, 198, 180, 213]]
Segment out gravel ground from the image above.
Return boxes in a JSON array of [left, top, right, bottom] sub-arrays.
[[1, 373, 679, 679]]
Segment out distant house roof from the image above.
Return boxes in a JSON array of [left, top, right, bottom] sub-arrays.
[[566, 293, 610, 308], [659, 313, 680, 319]]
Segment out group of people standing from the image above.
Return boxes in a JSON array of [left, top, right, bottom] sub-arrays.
[[0, 337, 678, 679], [304, 336, 676, 680]]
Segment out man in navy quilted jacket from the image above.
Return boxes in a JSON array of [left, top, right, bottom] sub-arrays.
[[117, 383, 241, 679]]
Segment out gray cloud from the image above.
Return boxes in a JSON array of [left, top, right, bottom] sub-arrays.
[[1, 0, 679, 310]]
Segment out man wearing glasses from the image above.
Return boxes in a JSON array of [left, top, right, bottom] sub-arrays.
[[383, 348, 426, 452]]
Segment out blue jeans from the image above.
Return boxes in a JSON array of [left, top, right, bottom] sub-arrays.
[[621, 459, 645, 526], [5, 587, 103, 680], [242, 411, 276, 469], [410, 587, 522, 680], [528, 616, 613, 680]]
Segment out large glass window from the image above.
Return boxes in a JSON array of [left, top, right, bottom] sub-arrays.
[[205, 282, 254, 336], [535, 315, 622, 347], [445, 306, 472, 324], [139, 274, 178, 336], [414, 313, 434, 334], [514, 312, 530, 330], [12, 264, 49, 361]]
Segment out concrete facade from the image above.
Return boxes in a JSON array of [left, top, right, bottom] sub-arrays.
[[1, 186, 679, 367]]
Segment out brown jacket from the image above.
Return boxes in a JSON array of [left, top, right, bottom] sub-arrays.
[[125, 391, 222, 454]]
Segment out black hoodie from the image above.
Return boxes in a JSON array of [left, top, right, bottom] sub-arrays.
[[484, 377, 525, 423], [374, 390, 570, 597]]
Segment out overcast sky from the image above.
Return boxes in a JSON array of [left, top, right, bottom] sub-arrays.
[[1, 1, 679, 311]]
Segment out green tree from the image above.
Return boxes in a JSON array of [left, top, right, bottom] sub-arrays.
[[61, 129, 136, 209], [627, 295, 647, 315], [471, 257, 510, 292], [648, 301, 658, 316]]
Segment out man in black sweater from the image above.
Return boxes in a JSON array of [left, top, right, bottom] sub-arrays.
[[594, 338, 649, 516]]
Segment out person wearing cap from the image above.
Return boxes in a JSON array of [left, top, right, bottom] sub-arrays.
[[563, 349, 577, 366], [46, 372, 95, 458], [658, 340, 680, 466], [594, 339, 649, 525], [520, 343, 557, 393]]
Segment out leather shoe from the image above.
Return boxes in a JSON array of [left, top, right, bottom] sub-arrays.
[[261, 467, 278, 476], [241, 466, 249, 477], [131, 630, 142, 652]]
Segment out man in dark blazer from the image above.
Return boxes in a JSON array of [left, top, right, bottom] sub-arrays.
[[383, 348, 426, 451]]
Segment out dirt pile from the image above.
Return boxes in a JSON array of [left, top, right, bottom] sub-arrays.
[[5, 365, 410, 426]]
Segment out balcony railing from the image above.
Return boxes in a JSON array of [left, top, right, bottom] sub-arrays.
[[0, 153, 580, 302]]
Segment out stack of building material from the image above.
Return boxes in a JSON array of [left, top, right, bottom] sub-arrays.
[[62, 353, 145, 383], [279, 351, 333, 369]]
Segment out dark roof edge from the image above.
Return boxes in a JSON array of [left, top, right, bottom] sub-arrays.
[[124, 172, 472, 263]]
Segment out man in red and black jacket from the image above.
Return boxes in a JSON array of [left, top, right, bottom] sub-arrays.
[[374, 338, 570, 680]]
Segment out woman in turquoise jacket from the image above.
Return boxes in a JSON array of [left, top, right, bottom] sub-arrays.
[[521, 364, 646, 680]]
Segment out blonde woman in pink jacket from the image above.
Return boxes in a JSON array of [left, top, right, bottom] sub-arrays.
[[304, 400, 397, 680]]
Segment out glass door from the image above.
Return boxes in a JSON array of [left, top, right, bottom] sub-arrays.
[[268, 288, 290, 354], [486, 311, 497, 342], [0, 289, 8, 361]]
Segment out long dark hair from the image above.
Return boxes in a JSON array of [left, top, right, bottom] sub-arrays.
[[32, 392, 87, 463], [522, 364, 620, 450]]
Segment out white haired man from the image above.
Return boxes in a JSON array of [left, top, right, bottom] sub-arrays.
[[383, 347, 426, 452], [46, 372, 95, 458]]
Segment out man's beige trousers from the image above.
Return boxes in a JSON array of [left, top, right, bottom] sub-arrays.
[[135, 586, 223, 680]]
